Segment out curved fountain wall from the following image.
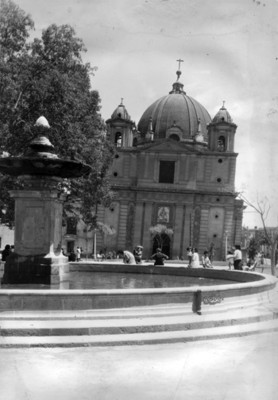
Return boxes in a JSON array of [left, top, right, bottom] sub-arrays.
[[0, 263, 276, 311]]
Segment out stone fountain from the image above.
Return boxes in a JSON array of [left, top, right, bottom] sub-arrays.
[[0, 117, 90, 285]]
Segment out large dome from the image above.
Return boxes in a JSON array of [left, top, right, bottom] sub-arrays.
[[138, 75, 211, 141]]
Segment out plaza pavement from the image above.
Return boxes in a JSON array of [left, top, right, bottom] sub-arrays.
[[0, 332, 277, 400]]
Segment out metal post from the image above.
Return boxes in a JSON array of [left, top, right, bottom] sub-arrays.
[[94, 229, 97, 261], [225, 230, 228, 257]]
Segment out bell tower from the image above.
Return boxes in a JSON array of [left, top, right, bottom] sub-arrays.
[[106, 99, 135, 148], [207, 102, 237, 152]]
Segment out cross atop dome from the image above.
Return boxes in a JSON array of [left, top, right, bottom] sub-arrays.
[[176, 58, 184, 81], [176, 58, 184, 70]]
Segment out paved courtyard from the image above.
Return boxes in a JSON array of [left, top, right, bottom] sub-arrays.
[[0, 331, 277, 400]]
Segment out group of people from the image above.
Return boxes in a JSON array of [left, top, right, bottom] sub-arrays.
[[122, 246, 170, 266], [122, 245, 144, 265], [68, 247, 83, 262], [97, 243, 265, 271], [186, 247, 213, 269], [226, 245, 265, 272], [186, 244, 258, 271], [123, 246, 213, 268], [226, 245, 243, 270]]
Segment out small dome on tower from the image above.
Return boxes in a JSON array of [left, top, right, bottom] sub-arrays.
[[111, 99, 131, 121], [212, 102, 233, 123]]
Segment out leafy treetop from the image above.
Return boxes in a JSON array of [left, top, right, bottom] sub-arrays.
[[0, 0, 115, 228]]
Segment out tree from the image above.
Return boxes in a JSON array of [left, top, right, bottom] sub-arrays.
[[247, 236, 261, 262], [239, 194, 277, 275], [0, 0, 34, 59], [0, 1, 114, 228]]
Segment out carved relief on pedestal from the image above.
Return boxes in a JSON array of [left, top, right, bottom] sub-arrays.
[[22, 206, 45, 250]]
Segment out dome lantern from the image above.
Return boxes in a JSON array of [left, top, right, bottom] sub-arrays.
[[212, 101, 233, 124], [110, 98, 131, 121]]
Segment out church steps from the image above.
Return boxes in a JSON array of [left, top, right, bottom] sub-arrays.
[[0, 301, 277, 344], [1, 319, 278, 348], [0, 310, 275, 337]]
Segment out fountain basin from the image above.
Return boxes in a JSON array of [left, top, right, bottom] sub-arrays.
[[0, 263, 276, 311], [0, 157, 90, 178]]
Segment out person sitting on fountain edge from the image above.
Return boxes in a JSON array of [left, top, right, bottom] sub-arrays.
[[151, 248, 168, 266], [123, 250, 136, 265], [133, 245, 143, 264], [201, 251, 213, 268]]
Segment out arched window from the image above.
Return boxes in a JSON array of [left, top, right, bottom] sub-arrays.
[[217, 136, 226, 151], [66, 217, 77, 235], [115, 132, 122, 147]]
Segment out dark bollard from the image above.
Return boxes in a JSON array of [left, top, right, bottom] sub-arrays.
[[192, 290, 202, 315]]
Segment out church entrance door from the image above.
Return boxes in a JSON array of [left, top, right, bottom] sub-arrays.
[[152, 234, 171, 258]]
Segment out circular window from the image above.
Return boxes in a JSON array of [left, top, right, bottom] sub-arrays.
[[113, 172, 118, 177], [217, 178, 222, 183], [215, 214, 219, 219], [218, 159, 223, 163]]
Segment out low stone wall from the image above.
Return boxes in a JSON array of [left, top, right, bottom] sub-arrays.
[[0, 263, 276, 311]]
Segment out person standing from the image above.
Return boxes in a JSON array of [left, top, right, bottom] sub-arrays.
[[1, 244, 11, 261], [76, 247, 81, 262], [209, 243, 215, 264], [260, 251, 265, 273], [233, 245, 243, 270], [226, 250, 234, 270], [191, 248, 200, 268], [186, 247, 193, 267]]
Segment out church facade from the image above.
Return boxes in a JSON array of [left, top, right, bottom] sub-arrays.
[[96, 69, 244, 261]]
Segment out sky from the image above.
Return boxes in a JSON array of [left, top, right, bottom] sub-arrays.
[[15, 0, 278, 228]]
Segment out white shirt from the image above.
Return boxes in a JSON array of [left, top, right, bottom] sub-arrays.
[[191, 252, 200, 268], [234, 249, 242, 260]]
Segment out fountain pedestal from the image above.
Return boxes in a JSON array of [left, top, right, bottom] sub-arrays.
[[2, 176, 69, 285], [0, 116, 91, 285]]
